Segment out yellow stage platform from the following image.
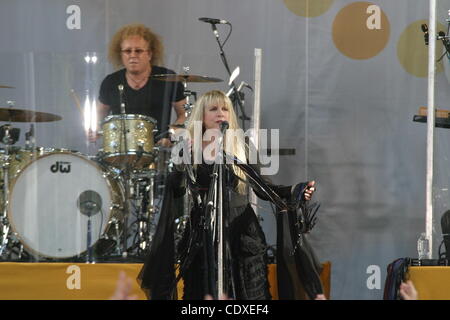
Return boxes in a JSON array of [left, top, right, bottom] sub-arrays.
[[408, 266, 450, 300], [0, 262, 330, 300]]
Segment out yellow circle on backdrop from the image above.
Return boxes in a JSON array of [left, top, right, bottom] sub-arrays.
[[332, 1, 390, 60], [397, 20, 444, 78], [284, 0, 334, 18]]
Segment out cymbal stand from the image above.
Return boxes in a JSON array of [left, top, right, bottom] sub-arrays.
[[128, 169, 155, 256], [181, 67, 195, 119], [0, 125, 14, 257], [141, 170, 155, 249], [25, 124, 35, 151], [118, 85, 132, 258]]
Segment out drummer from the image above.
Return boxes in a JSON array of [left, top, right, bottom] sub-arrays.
[[92, 23, 186, 146]]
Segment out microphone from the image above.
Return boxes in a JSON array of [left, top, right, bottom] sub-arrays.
[[220, 121, 229, 132], [421, 24, 429, 45], [438, 31, 450, 55], [442, 210, 450, 259], [77, 190, 102, 217], [198, 17, 229, 24], [118, 84, 125, 114]]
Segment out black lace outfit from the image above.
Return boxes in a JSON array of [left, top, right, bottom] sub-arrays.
[[138, 157, 324, 300]]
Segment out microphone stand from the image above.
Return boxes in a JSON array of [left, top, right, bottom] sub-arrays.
[[203, 127, 230, 299], [204, 159, 219, 298], [209, 23, 250, 130]]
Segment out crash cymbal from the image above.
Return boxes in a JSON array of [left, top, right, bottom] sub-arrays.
[[151, 74, 223, 83], [0, 85, 14, 89], [0, 108, 62, 122]]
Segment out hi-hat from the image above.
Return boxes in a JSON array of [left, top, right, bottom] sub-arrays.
[[0, 85, 14, 89], [0, 107, 62, 122], [151, 74, 223, 83]]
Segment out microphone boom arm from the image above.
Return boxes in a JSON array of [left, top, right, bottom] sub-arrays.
[[208, 22, 251, 129]]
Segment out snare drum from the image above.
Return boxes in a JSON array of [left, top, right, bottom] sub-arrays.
[[7, 151, 124, 259], [100, 114, 157, 168]]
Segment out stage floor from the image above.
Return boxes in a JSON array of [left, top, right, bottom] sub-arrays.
[[0, 262, 330, 300]]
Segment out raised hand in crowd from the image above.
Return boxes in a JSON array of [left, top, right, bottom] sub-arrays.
[[109, 271, 139, 300], [399, 280, 418, 300]]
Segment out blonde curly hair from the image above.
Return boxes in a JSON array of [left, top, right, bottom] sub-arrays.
[[108, 23, 164, 69], [186, 90, 248, 194]]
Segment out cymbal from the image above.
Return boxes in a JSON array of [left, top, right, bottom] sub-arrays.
[[0, 108, 62, 122], [0, 85, 14, 89], [151, 74, 223, 83]]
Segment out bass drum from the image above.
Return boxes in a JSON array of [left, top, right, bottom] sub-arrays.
[[7, 151, 124, 259], [0, 147, 59, 182]]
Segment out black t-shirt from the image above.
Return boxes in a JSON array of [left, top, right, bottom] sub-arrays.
[[98, 66, 184, 134]]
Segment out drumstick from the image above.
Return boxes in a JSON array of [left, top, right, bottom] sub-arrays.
[[69, 89, 84, 118], [70, 89, 96, 145]]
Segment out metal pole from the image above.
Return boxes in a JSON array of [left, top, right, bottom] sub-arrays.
[[217, 163, 224, 297], [426, 0, 437, 258], [250, 48, 262, 215]]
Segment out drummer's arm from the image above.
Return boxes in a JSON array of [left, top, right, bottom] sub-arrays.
[[97, 102, 111, 121], [88, 102, 110, 142], [157, 99, 186, 147], [173, 98, 187, 125]]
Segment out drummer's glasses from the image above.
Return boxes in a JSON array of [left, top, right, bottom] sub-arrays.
[[121, 48, 148, 56]]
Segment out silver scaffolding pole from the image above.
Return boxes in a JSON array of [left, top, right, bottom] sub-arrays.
[[250, 48, 262, 214], [426, 0, 437, 258]]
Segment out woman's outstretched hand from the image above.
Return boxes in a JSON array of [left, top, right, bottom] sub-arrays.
[[303, 180, 316, 201], [291, 180, 316, 202]]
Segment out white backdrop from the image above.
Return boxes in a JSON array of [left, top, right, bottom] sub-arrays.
[[1, 0, 449, 299]]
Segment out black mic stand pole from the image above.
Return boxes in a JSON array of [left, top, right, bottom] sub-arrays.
[[204, 160, 219, 299], [217, 146, 225, 297], [209, 23, 250, 130], [219, 150, 234, 298], [203, 128, 230, 299]]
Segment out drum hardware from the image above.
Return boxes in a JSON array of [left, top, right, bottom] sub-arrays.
[[152, 68, 222, 119], [150, 73, 223, 83], [77, 190, 103, 263], [117, 88, 131, 256], [0, 231, 27, 261], [136, 169, 155, 254], [5, 152, 124, 260], [169, 123, 186, 129], [100, 112, 154, 258], [0, 125, 20, 145], [121, 170, 131, 259], [100, 114, 157, 168], [0, 101, 62, 259], [94, 215, 122, 258], [0, 120, 17, 258], [24, 124, 36, 150], [99, 109, 160, 257], [0, 105, 61, 258], [119, 167, 157, 257]]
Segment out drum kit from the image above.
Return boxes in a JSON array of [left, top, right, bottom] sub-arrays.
[[0, 74, 222, 263]]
